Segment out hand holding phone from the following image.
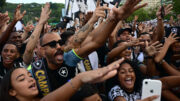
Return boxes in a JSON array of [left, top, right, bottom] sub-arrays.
[[141, 79, 162, 101]]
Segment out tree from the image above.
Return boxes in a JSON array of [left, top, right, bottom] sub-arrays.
[[126, 8, 153, 22], [0, 0, 6, 11], [172, 0, 180, 15]]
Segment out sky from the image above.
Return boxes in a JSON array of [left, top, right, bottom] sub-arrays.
[[6, 0, 65, 4]]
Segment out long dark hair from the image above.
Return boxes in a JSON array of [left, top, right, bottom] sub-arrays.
[[118, 60, 145, 92], [106, 60, 145, 94], [0, 67, 21, 101]]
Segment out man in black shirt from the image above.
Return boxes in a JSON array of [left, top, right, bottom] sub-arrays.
[[0, 43, 22, 82]]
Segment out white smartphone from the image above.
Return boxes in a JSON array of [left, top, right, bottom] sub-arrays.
[[141, 79, 162, 101]]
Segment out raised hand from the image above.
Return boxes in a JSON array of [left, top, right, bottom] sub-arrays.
[[111, 0, 147, 20], [84, 11, 93, 23], [145, 41, 163, 57], [134, 15, 139, 21], [39, 3, 51, 24], [77, 58, 124, 84], [138, 23, 145, 33], [89, 0, 110, 23], [34, 17, 39, 22], [24, 22, 34, 33], [125, 39, 143, 47], [0, 12, 10, 29], [156, 4, 173, 19], [165, 32, 179, 46], [14, 4, 26, 21]]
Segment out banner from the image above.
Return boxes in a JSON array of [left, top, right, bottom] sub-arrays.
[[65, 0, 122, 18]]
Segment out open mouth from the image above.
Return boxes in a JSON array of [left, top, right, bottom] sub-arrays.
[[3, 57, 13, 63], [125, 77, 133, 85], [29, 83, 37, 90], [55, 50, 64, 61]]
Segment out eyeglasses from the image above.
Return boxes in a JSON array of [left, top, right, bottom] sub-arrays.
[[42, 40, 64, 48]]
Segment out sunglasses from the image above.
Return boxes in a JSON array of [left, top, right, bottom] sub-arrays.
[[42, 40, 64, 48]]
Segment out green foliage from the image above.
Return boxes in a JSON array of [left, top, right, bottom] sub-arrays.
[[1, 3, 64, 24], [126, 0, 180, 22], [172, 0, 180, 15], [126, 8, 157, 22], [0, 0, 6, 10]]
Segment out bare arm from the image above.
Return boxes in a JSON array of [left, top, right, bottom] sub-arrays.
[[144, 41, 162, 76], [72, 0, 108, 47], [107, 42, 128, 64], [107, 40, 140, 64], [154, 33, 179, 63], [132, 15, 138, 32], [152, 4, 172, 42], [0, 5, 26, 48], [162, 90, 180, 101], [21, 23, 34, 41], [40, 58, 124, 101], [23, 3, 51, 65], [0, 12, 10, 35], [108, 20, 123, 49], [161, 61, 180, 76], [75, 0, 147, 58]]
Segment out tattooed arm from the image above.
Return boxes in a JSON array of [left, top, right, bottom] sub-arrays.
[[72, 21, 94, 47], [23, 3, 51, 65], [74, 0, 147, 58], [69, 0, 108, 49]]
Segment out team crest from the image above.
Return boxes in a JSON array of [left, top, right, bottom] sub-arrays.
[[58, 67, 68, 77]]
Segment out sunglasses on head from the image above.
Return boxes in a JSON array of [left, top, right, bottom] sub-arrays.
[[42, 40, 64, 48]]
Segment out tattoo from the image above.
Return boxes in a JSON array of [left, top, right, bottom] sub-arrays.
[[105, 18, 111, 24], [106, 17, 118, 24], [31, 35, 35, 39], [73, 24, 90, 43], [77, 24, 89, 33]]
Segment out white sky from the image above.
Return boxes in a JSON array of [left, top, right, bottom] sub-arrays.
[[6, 0, 65, 4]]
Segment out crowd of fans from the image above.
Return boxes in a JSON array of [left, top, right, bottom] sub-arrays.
[[0, 0, 180, 101]]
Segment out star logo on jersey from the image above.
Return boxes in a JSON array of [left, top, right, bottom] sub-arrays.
[[33, 60, 42, 69], [58, 67, 68, 77]]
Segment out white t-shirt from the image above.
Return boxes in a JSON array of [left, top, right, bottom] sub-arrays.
[[15, 21, 23, 31], [77, 51, 99, 72], [108, 85, 141, 101]]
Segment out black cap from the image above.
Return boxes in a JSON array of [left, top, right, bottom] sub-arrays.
[[117, 28, 132, 37]]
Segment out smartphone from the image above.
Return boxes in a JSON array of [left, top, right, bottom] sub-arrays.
[[171, 27, 178, 34], [161, 0, 165, 19], [141, 79, 162, 101], [165, 27, 180, 41]]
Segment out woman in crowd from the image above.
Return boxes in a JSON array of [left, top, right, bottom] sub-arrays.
[[108, 60, 145, 101], [0, 58, 158, 101]]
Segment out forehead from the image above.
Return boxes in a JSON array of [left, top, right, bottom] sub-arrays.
[[11, 68, 28, 80], [121, 31, 130, 35], [120, 63, 132, 70], [42, 33, 61, 44], [3, 44, 17, 50], [140, 34, 150, 39]]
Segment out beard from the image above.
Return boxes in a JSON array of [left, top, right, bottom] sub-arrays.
[[46, 49, 64, 66]]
